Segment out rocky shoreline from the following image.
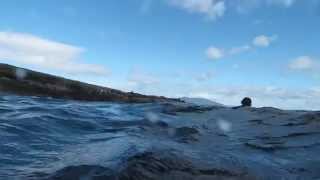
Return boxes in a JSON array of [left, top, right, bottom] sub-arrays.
[[0, 64, 175, 103]]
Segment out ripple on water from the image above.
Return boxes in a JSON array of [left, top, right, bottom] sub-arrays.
[[0, 95, 320, 180]]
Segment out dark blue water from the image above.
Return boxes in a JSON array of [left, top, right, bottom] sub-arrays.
[[0, 95, 176, 179], [1, 95, 320, 180]]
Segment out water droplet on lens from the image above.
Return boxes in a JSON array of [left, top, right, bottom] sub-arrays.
[[15, 68, 27, 80], [217, 119, 232, 132]]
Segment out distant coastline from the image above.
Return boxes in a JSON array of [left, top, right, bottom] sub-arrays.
[[0, 63, 177, 103]]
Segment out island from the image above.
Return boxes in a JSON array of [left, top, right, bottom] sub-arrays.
[[0, 63, 175, 103]]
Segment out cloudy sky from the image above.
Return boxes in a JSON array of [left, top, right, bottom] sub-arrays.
[[0, 0, 319, 110]]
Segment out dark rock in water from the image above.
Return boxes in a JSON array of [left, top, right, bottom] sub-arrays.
[[241, 97, 252, 107], [0, 63, 176, 103]]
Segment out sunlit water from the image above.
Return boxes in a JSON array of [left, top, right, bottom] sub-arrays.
[[0, 95, 320, 180]]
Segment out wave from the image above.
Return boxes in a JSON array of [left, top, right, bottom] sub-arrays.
[[1, 95, 320, 179]]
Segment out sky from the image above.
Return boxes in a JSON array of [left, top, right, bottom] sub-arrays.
[[0, 0, 319, 110]]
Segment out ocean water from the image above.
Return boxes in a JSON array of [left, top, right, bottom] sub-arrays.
[[0, 95, 169, 178], [0, 95, 320, 180]]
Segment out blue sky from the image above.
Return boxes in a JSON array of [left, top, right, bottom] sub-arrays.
[[0, 0, 319, 109]]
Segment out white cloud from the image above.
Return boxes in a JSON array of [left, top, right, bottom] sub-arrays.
[[119, 77, 320, 110], [232, 0, 296, 13], [253, 35, 277, 47], [110, 67, 320, 110], [167, 0, 299, 21], [289, 56, 317, 71], [229, 45, 251, 55], [168, 0, 226, 20], [206, 35, 277, 60], [206, 46, 224, 60], [0, 31, 108, 76]]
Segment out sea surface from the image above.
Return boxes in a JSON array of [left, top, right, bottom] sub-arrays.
[[0, 95, 320, 180]]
